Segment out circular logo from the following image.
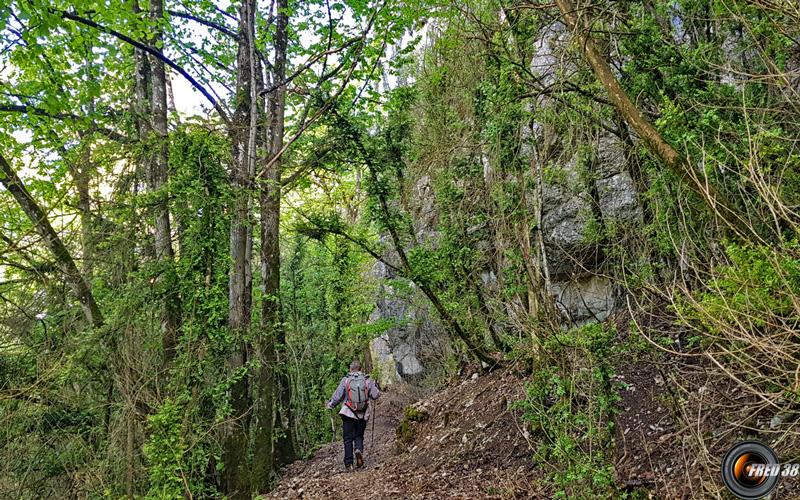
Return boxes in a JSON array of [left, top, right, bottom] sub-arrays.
[[721, 441, 780, 499]]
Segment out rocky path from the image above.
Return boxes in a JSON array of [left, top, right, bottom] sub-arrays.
[[266, 369, 537, 499]]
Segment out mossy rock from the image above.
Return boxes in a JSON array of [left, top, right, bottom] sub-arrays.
[[404, 406, 429, 422], [396, 406, 429, 444]]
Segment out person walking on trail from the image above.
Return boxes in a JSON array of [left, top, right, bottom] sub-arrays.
[[326, 360, 381, 471]]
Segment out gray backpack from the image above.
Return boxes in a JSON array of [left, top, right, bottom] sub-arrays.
[[345, 373, 369, 414]]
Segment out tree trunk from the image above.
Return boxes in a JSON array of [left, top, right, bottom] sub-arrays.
[[253, 0, 291, 488], [0, 153, 103, 327], [76, 52, 97, 280], [222, 0, 259, 496], [132, 0, 151, 140], [148, 0, 181, 362], [124, 342, 136, 500], [74, 144, 95, 279], [272, 368, 297, 467]]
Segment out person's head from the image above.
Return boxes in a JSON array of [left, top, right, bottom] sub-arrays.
[[349, 360, 361, 372]]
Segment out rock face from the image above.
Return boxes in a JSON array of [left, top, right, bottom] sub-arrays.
[[369, 22, 643, 381], [369, 258, 445, 385], [369, 278, 424, 379], [411, 175, 438, 239], [369, 333, 402, 388], [550, 274, 616, 324], [541, 134, 640, 325], [369, 139, 641, 382], [528, 22, 642, 326]]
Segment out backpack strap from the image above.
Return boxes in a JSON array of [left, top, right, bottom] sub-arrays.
[[345, 377, 353, 411]]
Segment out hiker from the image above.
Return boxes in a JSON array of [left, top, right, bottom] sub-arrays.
[[326, 360, 381, 471]]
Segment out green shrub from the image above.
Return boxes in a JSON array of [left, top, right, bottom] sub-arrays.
[[515, 323, 620, 498], [144, 397, 215, 498]]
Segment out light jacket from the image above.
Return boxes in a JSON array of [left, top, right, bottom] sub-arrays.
[[327, 371, 381, 420]]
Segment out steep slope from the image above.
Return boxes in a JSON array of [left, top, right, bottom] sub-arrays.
[[266, 368, 537, 499]]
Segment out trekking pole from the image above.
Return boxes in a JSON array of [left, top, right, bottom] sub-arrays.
[[329, 409, 336, 440], [370, 399, 376, 449]]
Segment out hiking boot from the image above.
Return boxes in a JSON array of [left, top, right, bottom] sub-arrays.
[[344, 463, 353, 472], [355, 449, 364, 468]]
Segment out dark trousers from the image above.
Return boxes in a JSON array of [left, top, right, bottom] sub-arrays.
[[341, 415, 367, 465]]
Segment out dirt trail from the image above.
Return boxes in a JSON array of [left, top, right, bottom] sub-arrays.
[[267, 369, 537, 499]]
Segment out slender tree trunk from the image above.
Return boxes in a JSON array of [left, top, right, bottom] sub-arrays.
[[148, 0, 181, 362], [0, 153, 103, 327], [253, 0, 291, 487], [58, 138, 95, 282], [76, 52, 97, 280], [124, 345, 136, 500], [119, 6, 151, 497], [481, 153, 514, 337], [132, 0, 151, 140], [516, 171, 541, 316], [530, 123, 555, 326], [74, 144, 95, 279], [222, 0, 259, 496]]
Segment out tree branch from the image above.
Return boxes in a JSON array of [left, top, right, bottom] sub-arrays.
[[288, 203, 403, 274], [58, 9, 231, 127], [0, 104, 129, 142], [554, 0, 752, 239], [167, 9, 239, 40], [258, 36, 361, 96], [0, 152, 103, 327]]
